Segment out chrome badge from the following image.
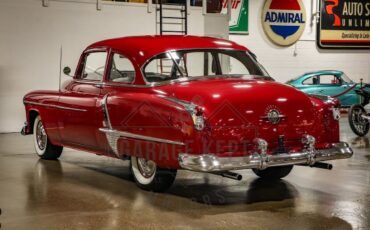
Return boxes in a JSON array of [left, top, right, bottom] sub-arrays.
[[267, 109, 282, 124]]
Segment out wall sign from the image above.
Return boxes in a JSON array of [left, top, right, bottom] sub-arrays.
[[261, 0, 307, 46], [318, 0, 370, 49], [221, 0, 249, 34]]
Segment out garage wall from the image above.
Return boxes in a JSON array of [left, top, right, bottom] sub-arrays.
[[230, 0, 370, 84], [0, 0, 369, 133], [0, 0, 205, 133]]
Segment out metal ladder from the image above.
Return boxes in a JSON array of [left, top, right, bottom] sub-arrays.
[[157, 0, 188, 35]]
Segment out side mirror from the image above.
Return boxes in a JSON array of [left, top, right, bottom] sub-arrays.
[[63, 66, 72, 77]]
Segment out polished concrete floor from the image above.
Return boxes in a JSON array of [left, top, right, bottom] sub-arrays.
[[0, 117, 369, 230]]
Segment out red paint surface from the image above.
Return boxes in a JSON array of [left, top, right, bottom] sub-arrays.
[[269, 0, 301, 10]]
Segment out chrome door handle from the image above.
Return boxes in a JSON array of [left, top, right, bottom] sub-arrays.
[[94, 84, 103, 89]]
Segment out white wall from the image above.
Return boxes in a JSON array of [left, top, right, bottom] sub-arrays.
[[0, 0, 204, 133], [0, 0, 369, 133], [230, 0, 370, 83]]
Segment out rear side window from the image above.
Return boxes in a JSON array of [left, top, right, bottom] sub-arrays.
[[319, 74, 341, 85], [108, 53, 135, 83], [303, 76, 319, 85], [81, 52, 107, 81]]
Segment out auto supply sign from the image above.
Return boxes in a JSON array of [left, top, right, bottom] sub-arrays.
[[221, 0, 249, 34], [318, 0, 370, 49], [261, 0, 306, 46]]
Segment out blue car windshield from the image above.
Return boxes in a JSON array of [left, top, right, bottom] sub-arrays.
[[341, 73, 353, 84]]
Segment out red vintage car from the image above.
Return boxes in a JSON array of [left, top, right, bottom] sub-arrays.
[[22, 35, 353, 192]]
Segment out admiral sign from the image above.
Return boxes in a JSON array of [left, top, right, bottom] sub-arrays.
[[221, 0, 249, 34], [318, 0, 370, 49], [262, 0, 307, 46]]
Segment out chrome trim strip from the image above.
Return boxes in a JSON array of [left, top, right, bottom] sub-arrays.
[[101, 94, 112, 129], [260, 115, 286, 119], [73, 80, 152, 88], [158, 95, 196, 112], [178, 142, 353, 172], [24, 101, 87, 112], [100, 128, 185, 146]]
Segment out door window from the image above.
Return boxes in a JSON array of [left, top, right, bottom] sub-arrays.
[[81, 52, 107, 81], [303, 76, 319, 85], [319, 75, 341, 85], [108, 53, 135, 83]]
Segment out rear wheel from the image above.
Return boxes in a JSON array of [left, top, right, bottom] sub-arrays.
[[33, 116, 63, 160], [252, 165, 293, 180], [349, 105, 369, 137], [130, 156, 176, 192]]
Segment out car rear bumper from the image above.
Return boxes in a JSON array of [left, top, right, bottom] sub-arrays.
[[178, 142, 353, 172]]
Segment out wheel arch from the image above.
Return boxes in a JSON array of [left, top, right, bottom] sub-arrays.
[[27, 109, 40, 134]]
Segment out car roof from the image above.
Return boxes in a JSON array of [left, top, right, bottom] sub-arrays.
[[303, 70, 344, 76], [87, 35, 249, 66]]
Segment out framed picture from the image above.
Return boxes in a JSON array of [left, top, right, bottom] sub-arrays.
[[317, 0, 370, 49]]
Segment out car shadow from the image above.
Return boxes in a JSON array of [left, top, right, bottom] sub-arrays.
[[168, 177, 298, 206], [22, 159, 353, 229], [27, 159, 299, 210]]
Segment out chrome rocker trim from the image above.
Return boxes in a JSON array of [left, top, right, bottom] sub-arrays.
[[24, 101, 87, 112], [99, 128, 185, 146], [178, 142, 353, 172]]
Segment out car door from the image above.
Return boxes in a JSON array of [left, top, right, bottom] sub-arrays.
[[315, 74, 343, 96], [59, 50, 108, 150], [96, 51, 137, 154], [301, 74, 341, 96]]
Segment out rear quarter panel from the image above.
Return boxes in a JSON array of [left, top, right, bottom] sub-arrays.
[[105, 91, 195, 168]]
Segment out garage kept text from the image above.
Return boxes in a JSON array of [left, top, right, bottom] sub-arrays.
[[318, 0, 370, 49]]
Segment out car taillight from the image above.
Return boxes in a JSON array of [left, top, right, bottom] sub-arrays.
[[191, 106, 205, 131]]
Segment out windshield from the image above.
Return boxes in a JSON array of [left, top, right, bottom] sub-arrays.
[[143, 49, 270, 83], [341, 73, 353, 84]]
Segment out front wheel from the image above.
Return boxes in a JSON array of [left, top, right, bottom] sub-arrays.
[[33, 116, 63, 160], [349, 104, 370, 137], [252, 165, 293, 180], [130, 156, 176, 192]]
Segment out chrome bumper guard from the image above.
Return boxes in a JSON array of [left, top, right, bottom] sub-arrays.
[[178, 142, 353, 172]]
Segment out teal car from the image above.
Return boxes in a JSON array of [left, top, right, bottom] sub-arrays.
[[287, 70, 365, 107]]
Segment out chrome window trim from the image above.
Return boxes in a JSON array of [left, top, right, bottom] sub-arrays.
[[76, 49, 109, 82], [140, 48, 269, 87], [140, 48, 243, 86], [24, 101, 87, 112]]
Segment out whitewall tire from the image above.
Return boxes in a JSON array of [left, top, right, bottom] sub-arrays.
[[130, 156, 176, 192], [33, 116, 63, 160]]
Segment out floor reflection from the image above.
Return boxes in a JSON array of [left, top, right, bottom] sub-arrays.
[[349, 136, 370, 149], [1, 120, 369, 229]]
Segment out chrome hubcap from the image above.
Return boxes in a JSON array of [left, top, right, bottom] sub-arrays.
[[36, 120, 47, 150], [137, 158, 156, 178]]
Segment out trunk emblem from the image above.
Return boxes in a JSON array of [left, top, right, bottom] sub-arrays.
[[261, 109, 285, 124]]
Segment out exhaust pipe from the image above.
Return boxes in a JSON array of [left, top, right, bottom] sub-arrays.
[[299, 162, 333, 170], [212, 171, 243, 181]]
